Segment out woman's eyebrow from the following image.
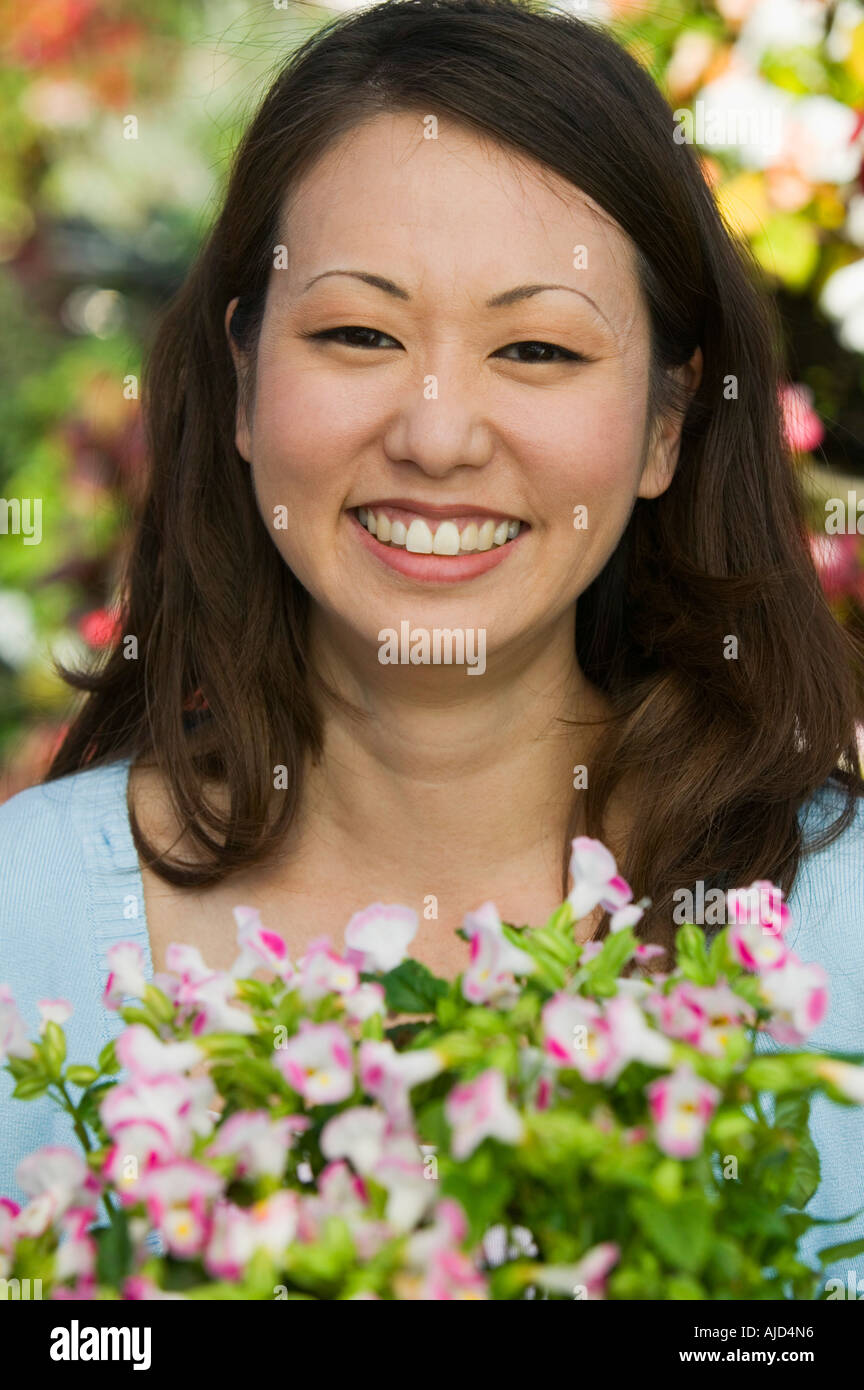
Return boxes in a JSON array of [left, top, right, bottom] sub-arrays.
[[301, 269, 609, 326]]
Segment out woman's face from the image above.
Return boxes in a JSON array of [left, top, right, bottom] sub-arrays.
[[229, 112, 686, 672]]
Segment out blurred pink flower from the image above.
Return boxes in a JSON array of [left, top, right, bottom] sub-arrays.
[[780, 383, 824, 453], [77, 607, 121, 649], [810, 532, 861, 600]]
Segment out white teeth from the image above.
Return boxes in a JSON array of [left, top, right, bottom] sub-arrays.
[[432, 520, 461, 555], [405, 518, 434, 553], [355, 509, 521, 554]]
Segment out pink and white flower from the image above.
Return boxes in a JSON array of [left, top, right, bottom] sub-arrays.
[[728, 878, 790, 937], [567, 837, 633, 920], [635, 944, 666, 964], [321, 1106, 389, 1174], [445, 1069, 523, 1161], [608, 901, 647, 934], [102, 1123, 173, 1203], [138, 1159, 224, 1257], [157, 947, 256, 1035], [405, 1198, 469, 1269], [206, 1110, 310, 1179], [605, 994, 674, 1072], [0, 985, 34, 1061], [101, 1073, 216, 1169], [542, 993, 618, 1081], [646, 982, 707, 1046], [103, 942, 148, 1009], [55, 1205, 98, 1284], [298, 939, 359, 1002], [275, 1022, 354, 1106], [231, 906, 296, 983], [373, 1131, 436, 1231], [759, 954, 829, 1044], [344, 903, 419, 974], [461, 902, 534, 1005], [0, 1198, 20, 1278], [359, 1040, 442, 1127], [534, 1241, 620, 1298], [421, 1248, 488, 1300], [687, 982, 755, 1056], [115, 1025, 202, 1080], [37, 998, 73, 1032], [205, 1191, 299, 1279], [14, 1147, 98, 1238], [647, 1066, 720, 1158], [728, 919, 790, 972], [343, 982, 386, 1022]]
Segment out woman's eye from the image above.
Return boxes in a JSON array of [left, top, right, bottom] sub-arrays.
[[494, 340, 587, 364], [307, 326, 403, 349]]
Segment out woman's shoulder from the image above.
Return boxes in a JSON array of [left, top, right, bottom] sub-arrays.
[[788, 780, 864, 996], [0, 756, 146, 1009], [0, 758, 147, 1205], [0, 756, 133, 843]]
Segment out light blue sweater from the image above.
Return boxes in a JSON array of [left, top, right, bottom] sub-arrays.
[[1, 758, 863, 1291]]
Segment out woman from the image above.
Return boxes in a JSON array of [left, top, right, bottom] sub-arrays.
[[1, 0, 863, 1285]]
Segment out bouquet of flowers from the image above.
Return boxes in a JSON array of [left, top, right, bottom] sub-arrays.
[[2, 837, 863, 1300]]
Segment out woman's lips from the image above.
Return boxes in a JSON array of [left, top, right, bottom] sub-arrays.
[[348, 508, 527, 583]]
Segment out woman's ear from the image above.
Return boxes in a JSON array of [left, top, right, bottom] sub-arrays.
[[637, 346, 703, 500], [225, 297, 253, 463]]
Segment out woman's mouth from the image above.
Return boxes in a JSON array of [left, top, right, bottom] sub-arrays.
[[354, 504, 522, 555], [348, 502, 528, 584]]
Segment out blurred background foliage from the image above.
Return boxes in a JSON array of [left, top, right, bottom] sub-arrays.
[[0, 0, 862, 797]]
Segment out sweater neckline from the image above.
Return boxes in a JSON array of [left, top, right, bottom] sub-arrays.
[[62, 755, 852, 1041]]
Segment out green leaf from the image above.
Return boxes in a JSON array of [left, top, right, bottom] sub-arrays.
[[674, 923, 711, 985], [786, 1130, 821, 1209], [12, 1074, 52, 1100], [381, 959, 448, 1014], [5, 1055, 40, 1081], [40, 1020, 66, 1080], [143, 985, 176, 1025], [197, 1032, 257, 1059], [817, 1236, 864, 1265], [743, 1056, 815, 1093], [97, 1041, 119, 1075], [118, 1007, 159, 1029], [66, 1065, 100, 1088], [77, 1081, 116, 1129], [587, 927, 636, 979], [95, 1209, 132, 1286], [631, 1195, 712, 1274], [542, 901, 575, 935], [441, 1169, 513, 1245], [774, 1093, 810, 1132]]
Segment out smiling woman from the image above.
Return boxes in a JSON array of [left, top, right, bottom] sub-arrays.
[[1, 0, 864, 1283]]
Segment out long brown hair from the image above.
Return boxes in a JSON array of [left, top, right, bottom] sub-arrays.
[[48, 0, 864, 942]]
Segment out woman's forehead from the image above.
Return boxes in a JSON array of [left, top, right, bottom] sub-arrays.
[[275, 111, 642, 333]]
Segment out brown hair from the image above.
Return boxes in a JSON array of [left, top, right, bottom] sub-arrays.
[[48, 0, 864, 942]]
